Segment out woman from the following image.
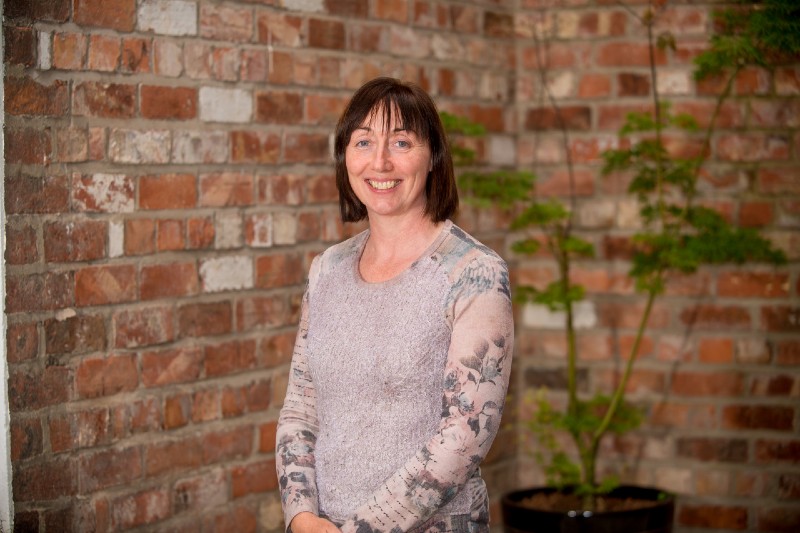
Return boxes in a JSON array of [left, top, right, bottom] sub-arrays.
[[276, 77, 514, 533]]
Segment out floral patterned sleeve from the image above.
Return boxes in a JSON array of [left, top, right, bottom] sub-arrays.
[[275, 258, 321, 529], [338, 256, 514, 533]]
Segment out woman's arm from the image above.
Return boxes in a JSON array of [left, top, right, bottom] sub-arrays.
[[339, 256, 514, 532], [276, 258, 324, 530]]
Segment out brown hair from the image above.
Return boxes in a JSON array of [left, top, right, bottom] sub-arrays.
[[334, 77, 458, 223]]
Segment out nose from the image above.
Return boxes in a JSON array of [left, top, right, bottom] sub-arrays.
[[370, 142, 392, 172]]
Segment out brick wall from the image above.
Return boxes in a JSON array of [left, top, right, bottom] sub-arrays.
[[2, 1, 797, 533]]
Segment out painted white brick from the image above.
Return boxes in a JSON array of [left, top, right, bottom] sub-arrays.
[[138, 0, 198, 36], [109, 129, 171, 164], [38, 31, 51, 70], [215, 212, 242, 249], [488, 135, 516, 167], [657, 69, 692, 95], [281, 0, 324, 13], [109, 220, 124, 258], [522, 301, 597, 330], [272, 212, 296, 245], [199, 87, 252, 124], [577, 198, 616, 228], [154, 38, 183, 77], [616, 198, 643, 229], [248, 213, 273, 248], [200, 255, 253, 292], [547, 72, 575, 99], [172, 131, 229, 164], [72, 173, 135, 213]]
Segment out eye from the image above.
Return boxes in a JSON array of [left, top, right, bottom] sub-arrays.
[[353, 139, 370, 148], [395, 140, 411, 149]]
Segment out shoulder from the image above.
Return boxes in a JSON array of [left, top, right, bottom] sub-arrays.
[[307, 229, 368, 290], [437, 223, 510, 301]]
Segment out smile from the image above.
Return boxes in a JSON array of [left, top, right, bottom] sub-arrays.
[[368, 180, 400, 190]]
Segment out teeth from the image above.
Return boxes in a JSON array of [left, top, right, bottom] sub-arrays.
[[369, 180, 399, 190]]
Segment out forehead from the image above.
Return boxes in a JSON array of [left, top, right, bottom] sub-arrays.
[[357, 104, 409, 131]]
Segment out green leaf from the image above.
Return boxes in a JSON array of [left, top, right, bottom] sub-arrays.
[[511, 200, 570, 229], [511, 238, 542, 256]]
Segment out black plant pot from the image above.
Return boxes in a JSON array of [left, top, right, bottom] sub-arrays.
[[502, 485, 674, 533]]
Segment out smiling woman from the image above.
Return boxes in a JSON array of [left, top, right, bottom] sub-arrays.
[[275, 78, 514, 533]]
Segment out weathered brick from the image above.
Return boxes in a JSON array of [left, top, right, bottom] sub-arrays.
[[204, 340, 257, 377], [75, 265, 137, 307], [141, 346, 203, 387], [44, 220, 106, 263], [121, 37, 150, 73], [679, 305, 751, 330], [5, 224, 38, 265], [76, 354, 138, 399], [187, 217, 215, 249], [13, 457, 76, 502], [284, 133, 330, 164], [5, 174, 68, 214], [260, 331, 295, 368], [141, 85, 197, 120], [139, 173, 196, 210], [72, 172, 135, 213], [756, 439, 800, 464], [202, 426, 252, 464], [178, 302, 232, 338], [87, 34, 120, 71], [124, 218, 156, 256], [55, 125, 90, 163], [138, 0, 197, 36], [231, 458, 277, 498], [11, 417, 43, 461], [110, 488, 170, 530], [9, 365, 71, 412], [6, 271, 73, 313], [255, 91, 303, 124], [750, 374, 797, 397], [174, 469, 227, 514], [157, 219, 184, 251], [236, 296, 288, 332], [676, 437, 748, 463], [192, 388, 221, 422], [6, 322, 39, 363], [757, 507, 800, 533], [172, 130, 229, 163], [49, 408, 113, 452], [717, 133, 790, 162], [255, 253, 303, 289], [145, 437, 203, 478], [4, 25, 36, 67], [199, 87, 252, 123], [526, 106, 591, 131], [109, 129, 171, 164], [230, 131, 281, 164], [678, 504, 747, 530], [52, 32, 86, 69], [200, 3, 253, 42], [211, 46, 240, 81], [5, 127, 52, 165], [199, 172, 254, 207], [154, 38, 183, 77], [200, 256, 254, 293], [80, 446, 142, 492], [113, 305, 175, 349], [44, 313, 106, 355], [260, 173, 306, 205], [141, 262, 199, 300], [164, 393, 191, 429], [308, 18, 345, 50], [74, 0, 135, 31], [5, 77, 68, 116], [671, 371, 744, 397], [723, 405, 795, 431], [761, 306, 800, 333]]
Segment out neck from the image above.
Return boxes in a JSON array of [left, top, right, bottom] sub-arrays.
[[366, 214, 442, 260]]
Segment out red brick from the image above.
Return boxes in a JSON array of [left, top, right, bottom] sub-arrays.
[[260, 331, 295, 368], [80, 446, 142, 491], [9, 365, 70, 412], [10, 417, 43, 461], [164, 393, 191, 430], [52, 32, 86, 69], [305, 94, 349, 126], [174, 469, 227, 514], [298, 211, 321, 242], [211, 48, 241, 83], [672, 372, 743, 397], [157, 219, 185, 251], [113, 305, 175, 349], [203, 426, 253, 464], [221, 387, 247, 418], [676, 437, 748, 463], [4, 25, 36, 67], [110, 488, 170, 530], [87, 34, 120, 71], [199, 172, 254, 207], [306, 173, 337, 204], [5, 175, 68, 214], [739, 201, 774, 227], [44, 219, 106, 262], [578, 73, 611, 98], [255, 253, 304, 289], [203, 505, 258, 533], [762, 306, 800, 333], [718, 272, 789, 298], [776, 341, 800, 365], [75, 264, 137, 307], [140, 262, 199, 301], [526, 106, 591, 131], [5, 77, 69, 116], [750, 374, 797, 397], [617, 72, 650, 97], [756, 439, 800, 464], [5, 224, 38, 265], [178, 302, 233, 338], [230, 131, 281, 164], [6, 271, 73, 313], [200, 3, 253, 42], [74, 0, 135, 31], [13, 458, 76, 502], [284, 133, 330, 164], [255, 91, 303, 124], [44, 313, 106, 355], [717, 133, 790, 162], [127, 397, 161, 434], [204, 340, 257, 377], [76, 354, 138, 399], [55, 125, 90, 162], [678, 504, 747, 530], [145, 436, 203, 477], [258, 420, 278, 453], [124, 218, 156, 256], [750, 98, 800, 128], [192, 388, 221, 422], [597, 42, 667, 67], [536, 168, 595, 197], [49, 408, 113, 452], [757, 507, 800, 533], [6, 322, 38, 363], [141, 347, 203, 387], [73, 81, 136, 118], [722, 405, 794, 431], [698, 337, 734, 364], [141, 86, 197, 120], [236, 296, 288, 332], [121, 37, 150, 73], [187, 217, 215, 249], [679, 305, 751, 330], [231, 458, 277, 498], [5, 127, 52, 165], [777, 474, 800, 500], [484, 11, 513, 38], [308, 18, 345, 50], [758, 167, 800, 195], [326, 0, 368, 17]]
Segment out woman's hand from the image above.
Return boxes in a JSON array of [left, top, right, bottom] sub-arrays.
[[289, 512, 343, 533]]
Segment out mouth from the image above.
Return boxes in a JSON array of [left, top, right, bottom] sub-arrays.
[[367, 179, 400, 190]]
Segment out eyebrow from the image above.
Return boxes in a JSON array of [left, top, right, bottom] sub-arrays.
[[354, 126, 413, 134]]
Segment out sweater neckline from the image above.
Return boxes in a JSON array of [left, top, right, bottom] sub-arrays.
[[353, 220, 452, 287]]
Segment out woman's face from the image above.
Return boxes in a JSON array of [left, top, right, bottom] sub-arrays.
[[345, 106, 432, 222]]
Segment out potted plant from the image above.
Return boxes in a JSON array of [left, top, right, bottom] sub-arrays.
[[450, 1, 795, 531]]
